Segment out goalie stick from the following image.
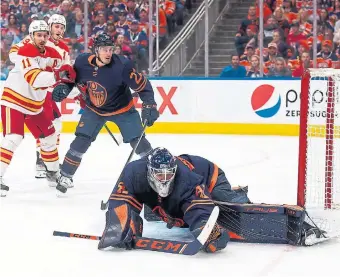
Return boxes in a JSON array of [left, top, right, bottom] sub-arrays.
[[53, 206, 219, 255], [100, 119, 148, 210]]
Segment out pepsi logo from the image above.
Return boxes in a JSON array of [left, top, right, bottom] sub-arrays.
[[251, 84, 281, 118]]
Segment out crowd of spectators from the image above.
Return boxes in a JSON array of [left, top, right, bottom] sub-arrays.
[[1, 0, 192, 79], [221, 0, 340, 78]]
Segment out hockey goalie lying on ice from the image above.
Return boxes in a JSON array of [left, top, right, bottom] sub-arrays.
[[98, 147, 333, 253]]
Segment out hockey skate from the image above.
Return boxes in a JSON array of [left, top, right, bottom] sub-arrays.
[[46, 170, 60, 187], [35, 151, 47, 178], [300, 221, 328, 246], [56, 174, 73, 195], [0, 176, 9, 197]]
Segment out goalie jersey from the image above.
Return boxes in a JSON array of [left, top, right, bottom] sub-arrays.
[[109, 157, 215, 230], [177, 154, 220, 193], [1, 43, 62, 115]]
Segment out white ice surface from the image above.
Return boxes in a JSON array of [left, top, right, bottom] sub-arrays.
[[0, 134, 339, 277]]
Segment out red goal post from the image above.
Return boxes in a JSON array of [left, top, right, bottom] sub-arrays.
[[298, 68, 340, 210]]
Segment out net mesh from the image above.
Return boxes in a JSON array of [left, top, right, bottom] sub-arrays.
[[303, 69, 340, 210]]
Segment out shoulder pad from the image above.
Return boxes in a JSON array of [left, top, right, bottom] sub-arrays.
[[20, 35, 32, 46], [115, 54, 130, 66], [125, 158, 148, 173], [75, 53, 94, 66], [77, 52, 93, 61], [45, 46, 63, 59], [56, 40, 70, 53], [17, 43, 40, 57]]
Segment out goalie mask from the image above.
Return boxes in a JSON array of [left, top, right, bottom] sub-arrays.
[[147, 147, 177, 198]]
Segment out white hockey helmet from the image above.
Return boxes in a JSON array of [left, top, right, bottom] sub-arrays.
[[29, 20, 49, 35], [48, 14, 67, 30]]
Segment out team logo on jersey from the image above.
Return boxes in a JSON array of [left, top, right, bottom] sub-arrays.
[[117, 182, 128, 194], [88, 81, 107, 107], [195, 185, 209, 199], [251, 84, 281, 118]]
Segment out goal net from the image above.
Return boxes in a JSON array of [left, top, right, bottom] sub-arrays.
[[298, 68, 340, 211]]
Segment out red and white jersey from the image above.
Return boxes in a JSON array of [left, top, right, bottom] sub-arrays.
[[46, 38, 71, 66], [8, 35, 32, 64], [1, 43, 62, 115], [9, 36, 70, 66]]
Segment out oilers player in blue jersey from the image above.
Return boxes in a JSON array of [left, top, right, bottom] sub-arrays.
[[98, 148, 329, 252], [51, 33, 159, 194], [98, 147, 233, 253]]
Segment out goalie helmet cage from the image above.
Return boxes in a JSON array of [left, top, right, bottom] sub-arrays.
[[298, 68, 340, 210]]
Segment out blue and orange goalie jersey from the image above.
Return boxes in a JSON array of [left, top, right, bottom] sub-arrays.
[[176, 154, 221, 194], [109, 157, 216, 231]]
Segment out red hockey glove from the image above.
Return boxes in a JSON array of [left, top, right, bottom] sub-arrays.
[[54, 64, 76, 83], [74, 94, 86, 109], [76, 82, 87, 95]]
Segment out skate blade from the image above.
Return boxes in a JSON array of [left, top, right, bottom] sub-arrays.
[[305, 235, 331, 246], [56, 184, 67, 197], [56, 188, 67, 197], [1, 185, 9, 197]]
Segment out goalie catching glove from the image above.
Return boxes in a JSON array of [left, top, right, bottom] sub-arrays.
[[98, 204, 143, 250], [192, 221, 230, 253]]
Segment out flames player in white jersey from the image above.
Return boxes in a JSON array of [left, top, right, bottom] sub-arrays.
[[9, 14, 70, 179], [0, 20, 75, 196]]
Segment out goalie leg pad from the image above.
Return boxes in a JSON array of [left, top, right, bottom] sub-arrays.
[[215, 202, 306, 245], [98, 204, 143, 250], [144, 205, 162, 222]]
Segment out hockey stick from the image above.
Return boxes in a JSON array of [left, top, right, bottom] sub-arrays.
[[100, 119, 148, 210], [53, 206, 219, 255], [103, 124, 121, 146]]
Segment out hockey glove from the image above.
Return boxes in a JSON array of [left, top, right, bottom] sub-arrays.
[[52, 83, 72, 102], [76, 82, 88, 95], [192, 223, 229, 253], [74, 83, 88, 109], [74, 94, 86, 109], [141, 103, 159, 127], [54, 64, 76, 83]]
